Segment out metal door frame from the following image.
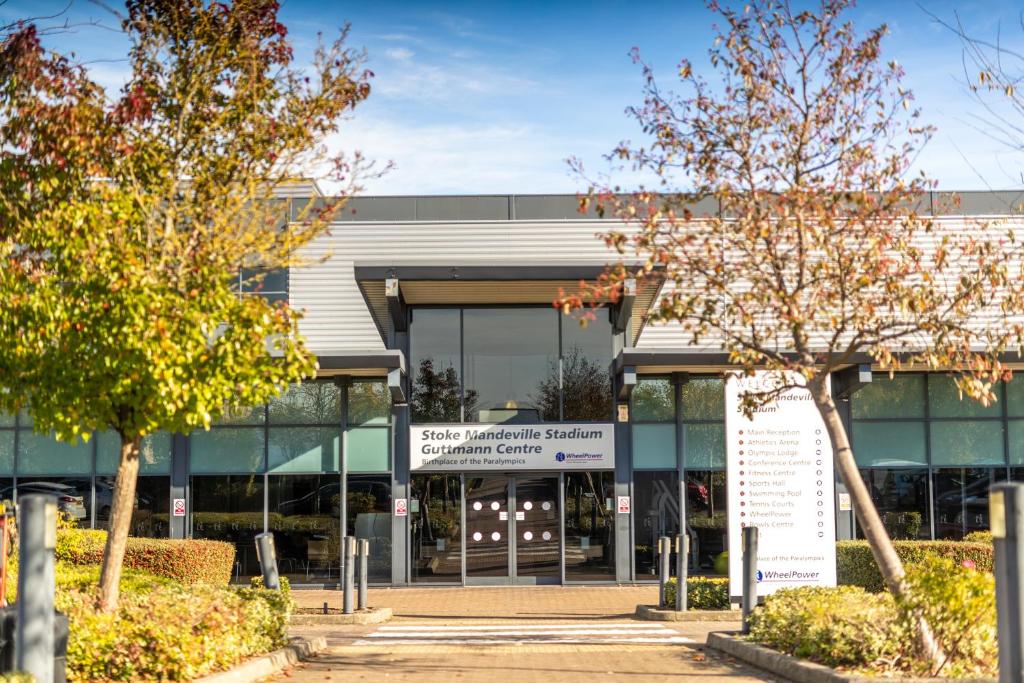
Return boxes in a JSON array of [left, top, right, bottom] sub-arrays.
[[462, 472, 563, 586]]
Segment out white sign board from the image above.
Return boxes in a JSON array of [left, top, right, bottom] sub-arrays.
[[726, 372, 837, 599], [410, 423, 615, 471]]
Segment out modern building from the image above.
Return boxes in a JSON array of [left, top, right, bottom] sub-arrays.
[[3, 190, 1023, 586]]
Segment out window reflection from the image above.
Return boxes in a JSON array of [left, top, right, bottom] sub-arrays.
[[346, 474, 392, 582], [411, 474, 462, 583], [633, 470, 680, 577], [96, 476, 170, 538], [685, 471, 727, 574], [933, 467, 1005, 540], [190, 475, 265, 582], [565, 472, 615, 581], [268, 474, 341, 583], [859, 468, 930, 539], [410, 309, 465, 423]]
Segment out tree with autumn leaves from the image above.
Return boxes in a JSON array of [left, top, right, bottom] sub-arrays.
[[563, 0, 1024, 669], [0, 0, 371, 610]]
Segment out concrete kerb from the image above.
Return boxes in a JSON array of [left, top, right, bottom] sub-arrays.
[[289, 606, 393, 626], [195, 635, 325, 683], [706, 632, 996, 683], [634, 604, 739, 621]]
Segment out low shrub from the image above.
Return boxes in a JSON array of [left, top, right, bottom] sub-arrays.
[[837, 540, 992, 592], [663, 576, 730, 610], [57, 529, 235, 585], [963, 530, 992, 543], [895, 556, 996, 678], [748, 585, 903, 669], [60, 580, 293, 682]]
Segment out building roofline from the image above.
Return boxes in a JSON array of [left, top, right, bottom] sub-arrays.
[[291, 190, 1024, 223]]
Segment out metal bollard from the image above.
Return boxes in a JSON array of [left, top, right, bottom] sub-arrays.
[[16, 495, 57, 683], [991, 483, 1024, 683], [358, 539, 369, 610], [741, 526, 759, 634], [254, 532, 280, 590], [657, 536, 671, 608], [343, 536, 356, 615], [675, 534, 689, 612]]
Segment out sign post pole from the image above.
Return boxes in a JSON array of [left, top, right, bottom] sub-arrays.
[[741, 526, 759, 634], [16, 495, 57, 683], [991, 483, 1024, 683]]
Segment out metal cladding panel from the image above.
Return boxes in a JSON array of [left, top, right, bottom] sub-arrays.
[[291, 220, 624, 353]]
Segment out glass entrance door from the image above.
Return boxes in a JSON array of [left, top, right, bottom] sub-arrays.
[[464, 475, 561, 584]]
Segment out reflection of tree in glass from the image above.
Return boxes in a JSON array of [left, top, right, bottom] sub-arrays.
[[533, 347, 611, 421], [632, 379, 674, 421], [271, 382, 341, 423], [411, 359, 478, 422]]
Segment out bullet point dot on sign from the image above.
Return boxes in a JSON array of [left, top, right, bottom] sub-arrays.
[[739, 471, 745, 476], [818, 532, 824, 538], [816, 480, 822, 486], [740, 481, 744, 486], [816, 470, 822, 475], [817, 501, 824, 507], [740, 502, 746, 507], [815, 429, 821, 435], [739, 451, 744, 456], [739, 430, 744, 435], [739, 460, 745, 465], [818, 521, 824, 527], [740, 512, 745, 517], [739, 440, 744, 445], [818, 511, 824, 516], [740, 491, 745, 496]]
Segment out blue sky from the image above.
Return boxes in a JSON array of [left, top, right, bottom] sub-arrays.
[[5, 0, 1024, 194]]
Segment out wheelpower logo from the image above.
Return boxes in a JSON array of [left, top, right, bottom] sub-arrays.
[[554, 451, 604, 463]]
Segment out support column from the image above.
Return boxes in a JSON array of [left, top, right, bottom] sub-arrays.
[[170, 433, 189, 539], [390, 326, 410, 586], [614, 409, 633, 582]]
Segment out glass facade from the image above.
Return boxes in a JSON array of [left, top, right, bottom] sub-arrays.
[[850, 372, 1021, 540], [409, 307, 613, 424], [631, 375, 727, 578]]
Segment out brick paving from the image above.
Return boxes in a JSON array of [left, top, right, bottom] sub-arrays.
[[271, 587, 781, 682]]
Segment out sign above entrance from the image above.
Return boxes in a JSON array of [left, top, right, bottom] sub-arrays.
[[725, 372, 837, 599], [410, 423, 615, 471]]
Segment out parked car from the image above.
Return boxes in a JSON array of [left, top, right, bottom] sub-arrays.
[[5, 481, 88, 520]]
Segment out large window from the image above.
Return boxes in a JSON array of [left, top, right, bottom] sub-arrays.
[[191, 474, 265, 581], [410, 474, 462, 583], [564, 471, 615, 581], [346, 474, 392, 582], [850, 372, 1019, 539], [268, 474, 341, 583], [409, 307, 613, 424]]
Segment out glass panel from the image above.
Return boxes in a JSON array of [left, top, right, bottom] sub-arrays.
[[852, 422, 927, 466], [346, 427, 389, 472], [934, 468, 1005, 540], [465, 476, 509, 578], [267, 428, 340, 473], [929, 375, 1001, 418], [15, 477, 92, 528], [241, 267, 288, 298], [561, 312, 613, 421], [930, 421, 1005, 466], [349, 381, 390, 426], [17, 432, 92, 475], [1008, 379, 1024, 417], [214, 404, 264, 426], [852, 374, 925, 419], [685, 423, 725, 469], [96, 431, 172, 475], [681, 378, 724, 420], [410, 309, 463, 423], [686, 470, 727, 574], [0, 413, 14, 428], [633, 470, 680, 578], [189, 428, 265, 473], [858, 468, 930, 539], [632, 424, 676, 469], [514, 476, 559, 579], [0, 432, 13, 475], [564, 471, 615, 581], [464, 308, 558, 422], [632, 379, 674, 422], [267, 474, 341, 583], [96, 476, 170, 537], [190, 475, 265, 582], [1009, 421, 1024, 465], [411, 474, 462, 583], [269, 382, 341, 424], [346, 474, 392, 582]]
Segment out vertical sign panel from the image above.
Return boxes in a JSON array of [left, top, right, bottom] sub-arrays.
[[726, 372, 837, 599]]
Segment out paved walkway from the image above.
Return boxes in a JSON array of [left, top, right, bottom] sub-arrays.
[[273, 587, 782, 682]]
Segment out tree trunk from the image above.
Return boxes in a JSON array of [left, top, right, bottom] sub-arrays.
[[97, 434, 141, 612], [807, 378, 943, 669]]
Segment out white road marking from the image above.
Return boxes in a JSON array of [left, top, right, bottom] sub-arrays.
[[351, 623, 695, 647]]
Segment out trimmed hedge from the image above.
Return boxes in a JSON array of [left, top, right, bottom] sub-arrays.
[[837, 540, 992, 592], [57, 529, 235, 586], [60, 579, 292, 682], [663, 576, 730, 609]]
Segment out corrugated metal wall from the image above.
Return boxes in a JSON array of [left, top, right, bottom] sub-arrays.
[[291, 220, 622, 352]]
